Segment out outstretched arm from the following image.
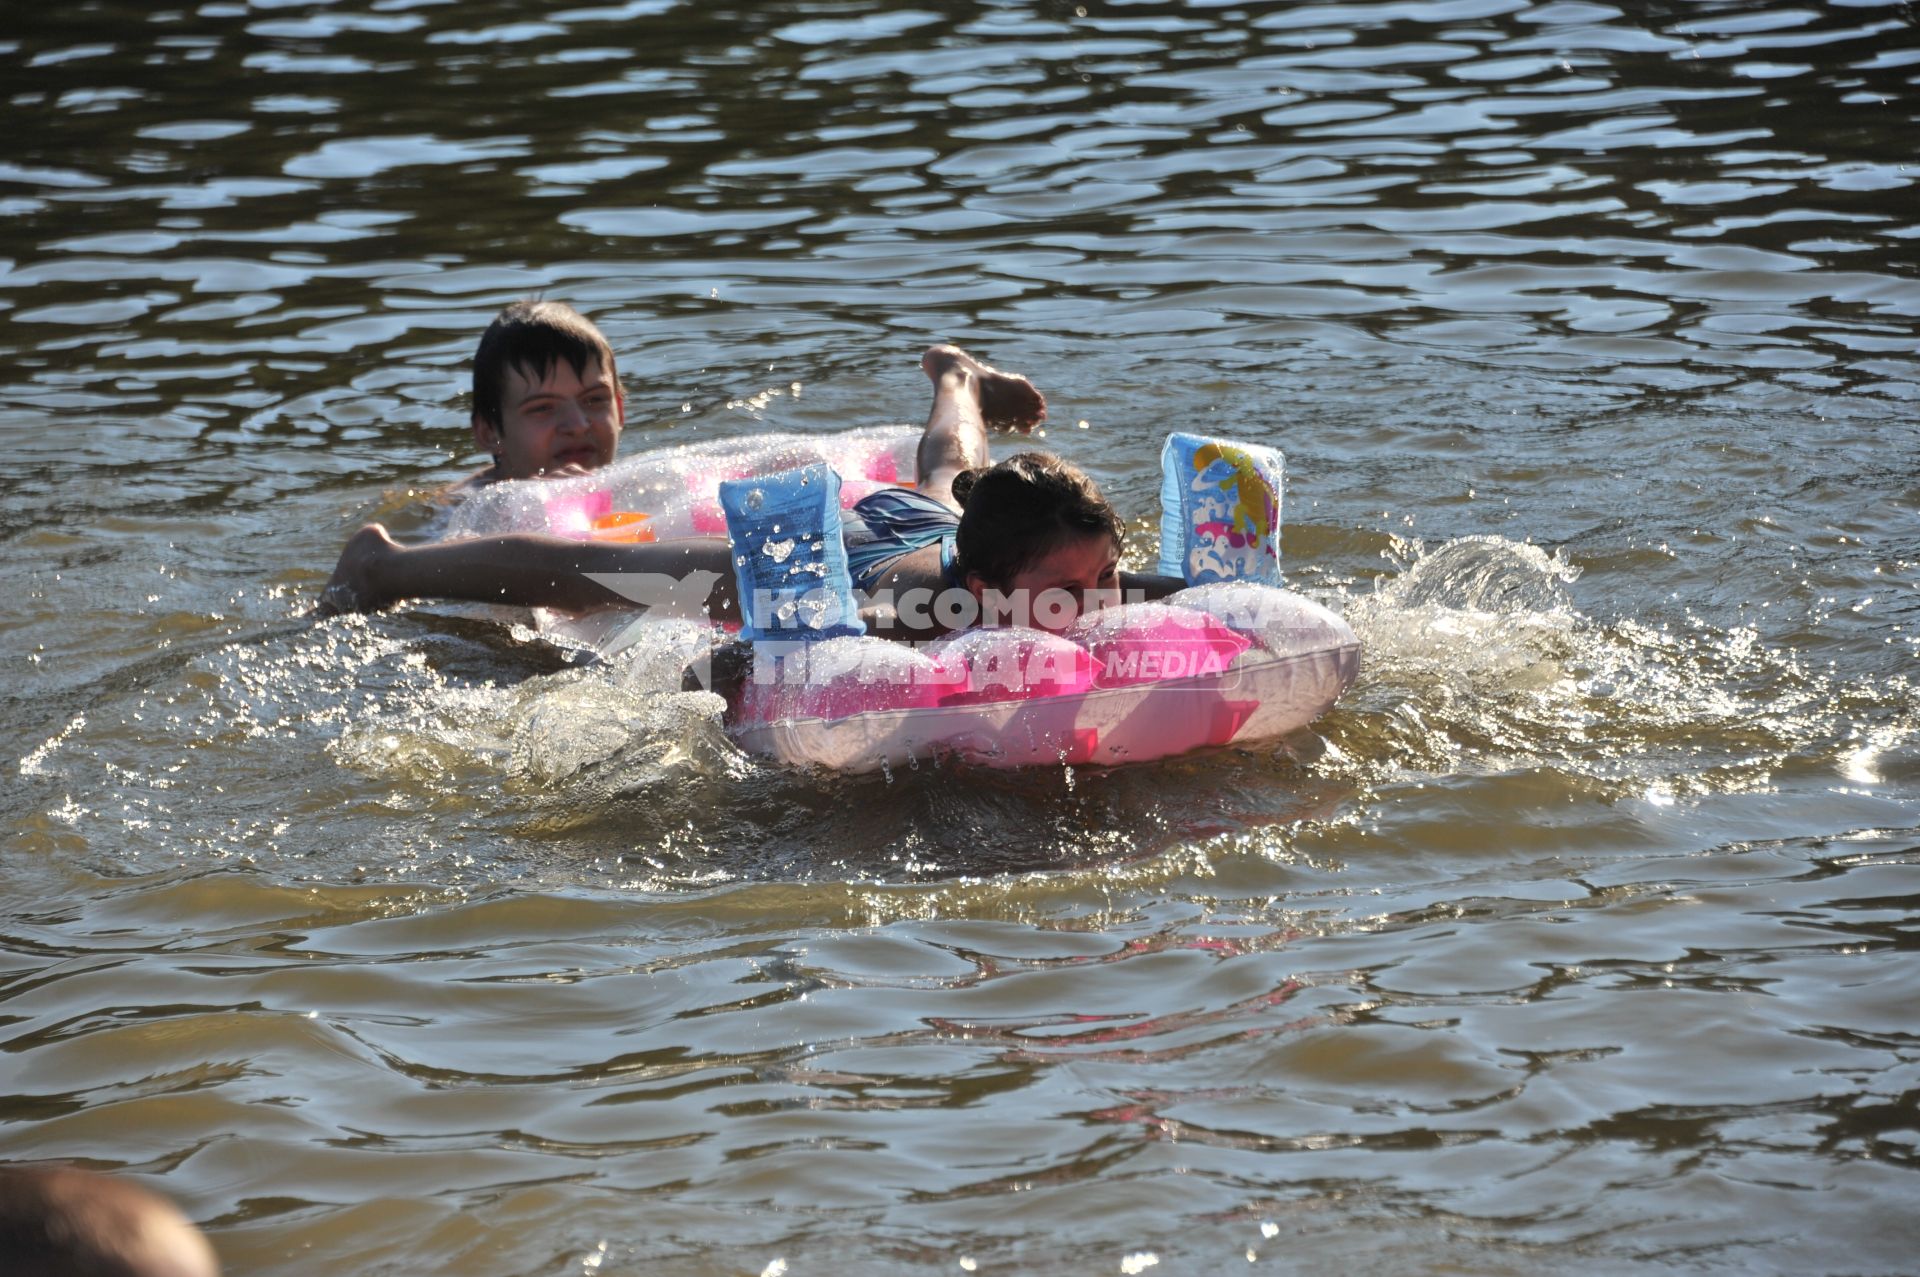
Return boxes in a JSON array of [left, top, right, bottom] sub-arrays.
[[318, 524, 740, 622], [1119, 570, 1186, 601]]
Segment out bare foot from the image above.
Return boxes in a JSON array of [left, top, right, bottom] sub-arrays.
[[316, 523, 401, 615], [922, 345, 1047, 431]]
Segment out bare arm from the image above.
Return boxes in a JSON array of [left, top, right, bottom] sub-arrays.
[[852, 543, 955, 643], [1120, 570, 1186, 601], [319, 525, 740, 622]]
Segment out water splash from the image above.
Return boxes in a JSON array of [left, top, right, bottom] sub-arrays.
[[1330, 535, 1919, 797]]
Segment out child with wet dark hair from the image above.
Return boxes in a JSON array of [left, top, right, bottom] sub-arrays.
[[839, 448, 1132, 634], [463, 298, 625, 487], [951, 451, 1127, 620], [0, 1165, 220, 1277]]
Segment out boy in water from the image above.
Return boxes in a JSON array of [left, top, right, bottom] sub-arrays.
[[458, 299, 624, 488]]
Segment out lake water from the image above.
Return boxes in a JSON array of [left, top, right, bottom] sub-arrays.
[[3, 0, 1918, 1272]]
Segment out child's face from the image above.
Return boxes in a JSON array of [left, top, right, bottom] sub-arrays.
[[474, 357, 623, 479], [977, 532, 1122, 632]]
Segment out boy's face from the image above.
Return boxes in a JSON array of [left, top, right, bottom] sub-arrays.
[[473, 356, 624, 480]]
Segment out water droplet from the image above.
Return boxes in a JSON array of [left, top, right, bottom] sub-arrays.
[[762, 538, 796, 563]]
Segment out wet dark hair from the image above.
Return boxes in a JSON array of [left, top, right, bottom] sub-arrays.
[[471, 299, 618, 429], [952, 451, 1124, 588]]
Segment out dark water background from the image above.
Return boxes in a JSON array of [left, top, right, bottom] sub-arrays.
[[3, 0, 1918, 1272]]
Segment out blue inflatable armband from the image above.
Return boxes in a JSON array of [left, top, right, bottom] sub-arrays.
[[718, 464, 865, 642], [1156, 432, 1284, 586]]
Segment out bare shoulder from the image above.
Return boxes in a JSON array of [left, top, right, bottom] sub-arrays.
[[863, 542, 947, 597]]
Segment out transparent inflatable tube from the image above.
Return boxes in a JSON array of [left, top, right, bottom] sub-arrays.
[[446, 425, 923, 544], [446, 427, 1361, 771]]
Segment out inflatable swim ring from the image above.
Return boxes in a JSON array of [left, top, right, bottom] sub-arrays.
[[447, 425, 921, 544], [446, 428, 1360, 772], [730, 585, 1358, 772]]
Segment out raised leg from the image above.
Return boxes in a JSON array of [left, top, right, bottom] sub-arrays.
[[914, 345, 1046, 508]]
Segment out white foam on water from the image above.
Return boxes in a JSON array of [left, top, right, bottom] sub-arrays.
[[1333, 535, 1919, 797]]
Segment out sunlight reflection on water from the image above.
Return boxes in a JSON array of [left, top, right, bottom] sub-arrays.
[[2, 0, 1918, 1272]]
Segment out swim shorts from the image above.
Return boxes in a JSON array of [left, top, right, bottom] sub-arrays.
[[842, 488, 963, 595]]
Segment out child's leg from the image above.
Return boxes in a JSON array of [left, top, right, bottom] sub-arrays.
[[319, 524, 739, 621], [914, 346, 1047, 508]]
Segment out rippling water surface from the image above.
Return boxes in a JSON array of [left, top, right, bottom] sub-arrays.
[[3, 0, 1918, 1272]]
